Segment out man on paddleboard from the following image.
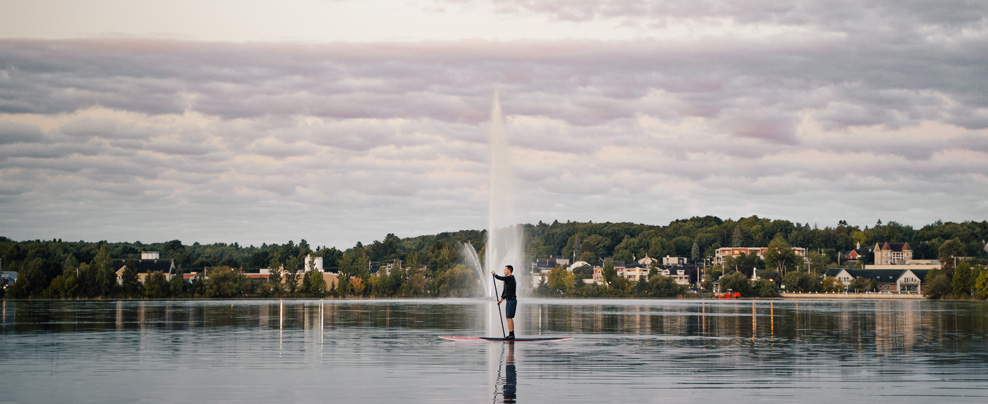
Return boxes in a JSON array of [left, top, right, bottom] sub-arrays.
[[492, 265, 517, 340]]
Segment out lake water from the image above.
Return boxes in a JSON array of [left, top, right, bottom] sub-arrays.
[[1, 298, 987, 403]]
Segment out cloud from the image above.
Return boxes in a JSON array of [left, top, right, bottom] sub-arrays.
[[1, 2, 987, 248]]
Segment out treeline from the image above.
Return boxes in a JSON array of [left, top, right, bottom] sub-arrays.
[[2, 216, 987, 300]]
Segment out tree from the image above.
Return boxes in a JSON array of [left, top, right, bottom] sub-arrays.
[[648, 274, 684, 297], [144, 271, 170, 298], [719, 271, 752, 296], [731, 225, 745, 247], [403, 266, 427, 296], [204, 267, 250, 298], [974, 268, 988, 300], [169, 275, 187, 297], [602, 262, 617, 285], [820, 276, 843, 293], [691, 242, 700, 264], [782, 271, 817, 293], [302, 270, 327, 296], [92, 244, 117, 297], [350, 277, 366, 296], [939, 238, 965, 274], [848, 276, 873, 293], [121, 259, 141, 297], [266, 251, 283, 296], [765, 237, 798, 275], [754, 278, 780, 297], [546, 266, 576, 295], [283, 255, 303, 295], [952, 261, 974, 296], [924, 272, 951, 299], [335, 276, 349, 297]]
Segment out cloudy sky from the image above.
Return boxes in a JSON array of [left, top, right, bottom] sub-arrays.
[[1, 0, 987, 249]]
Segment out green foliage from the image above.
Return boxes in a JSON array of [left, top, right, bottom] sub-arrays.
[[203, 267, 250, 298], [951, 261, 974, 296], [2, 216, 986, 300], [302, 270, 327, 296], [923, 272, 952, 299], [283, 255, 303, 295], [169, 275, 187, 297], [720, 271, 752, 296], [431, 264, 478, 297], [546, 266, 576, 295], [783, 271, 818, 293], [144, 272, 169, 298], [974, 268, 988, 300], [848, 276, 874, 293], [602, 263, 617, 284], [121, 260, 141, 297], [939, 238, 965, 273], [648, 274, 685, 297], [765, 237, 798, 274], [820, 276, 844, 293], [754, 278, 780, 297]]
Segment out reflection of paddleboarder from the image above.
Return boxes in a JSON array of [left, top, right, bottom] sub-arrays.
[[492, 265, 517, 340], [501, 343, 517, 403], [493, 338, 517, 403]]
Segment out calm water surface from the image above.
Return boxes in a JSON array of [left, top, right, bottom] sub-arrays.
[[1, 298, 987, 403]]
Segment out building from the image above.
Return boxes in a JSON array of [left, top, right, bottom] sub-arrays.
[[618, 263, 649, 282], [714, 246, 807, 265], [824, 268, 931, 293], [662, 256, 688, 266], [113, 252, 176, 284], [305, 255, 324, 271], [638, 254, 660, 268], [1, 270, 16, 289], [873, 242, 912, 265], [659, 267, 693, 286]]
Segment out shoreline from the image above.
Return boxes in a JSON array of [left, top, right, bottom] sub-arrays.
[[780, 292, 925, 300]]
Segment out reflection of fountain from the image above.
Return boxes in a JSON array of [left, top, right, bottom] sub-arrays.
[[462, 91, 526, 299]]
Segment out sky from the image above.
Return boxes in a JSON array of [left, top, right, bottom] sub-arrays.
[[1, 0, 987, 249]]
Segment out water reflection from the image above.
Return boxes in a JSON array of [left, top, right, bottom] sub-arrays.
[[493, 343, 517, 403], [1, 298, 987, 403]]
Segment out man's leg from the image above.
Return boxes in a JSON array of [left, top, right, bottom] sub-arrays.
[[505, 300, 517, 339]]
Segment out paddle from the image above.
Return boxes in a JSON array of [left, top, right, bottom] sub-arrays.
[[493, 273, 506, 338]]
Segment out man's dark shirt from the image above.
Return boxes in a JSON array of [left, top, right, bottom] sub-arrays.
[[493, 274, 516, 300]]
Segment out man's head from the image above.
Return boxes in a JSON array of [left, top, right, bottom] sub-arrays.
[[504, 265, 513, 275]]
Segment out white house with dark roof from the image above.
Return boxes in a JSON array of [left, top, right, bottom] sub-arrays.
[[823, 268, 930, 293]]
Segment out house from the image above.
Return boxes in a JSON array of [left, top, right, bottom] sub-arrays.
[[841, 249, 863, 262], [619, 263, 649, 282], [662, 256, 688, 266], [714, 246, 807, 265], [532, 257, 559, 275], [113, 251, 176, 285], [661, 267, 692, 286], [865, 242, 939, 269], [590, 267, 605, 285], [873, 242, 912, 265], [567, 260, 592, 272], [638, 254, 660, 268], [823, 268, 931, 293], [1, 271, 16, 289]]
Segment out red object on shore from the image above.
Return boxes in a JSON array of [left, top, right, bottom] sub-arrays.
[[717, 292, 742, 299]]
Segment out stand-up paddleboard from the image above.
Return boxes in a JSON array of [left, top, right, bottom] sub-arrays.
[[439, 336, 571, 342]]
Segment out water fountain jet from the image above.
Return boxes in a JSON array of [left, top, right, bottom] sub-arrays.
[[462, 91, 526, 299]]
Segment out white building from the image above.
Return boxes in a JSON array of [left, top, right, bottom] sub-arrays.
[[714, 247, 807, 265]]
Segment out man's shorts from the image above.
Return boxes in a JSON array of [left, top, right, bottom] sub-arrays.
[[505, 299, 517, 319]]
